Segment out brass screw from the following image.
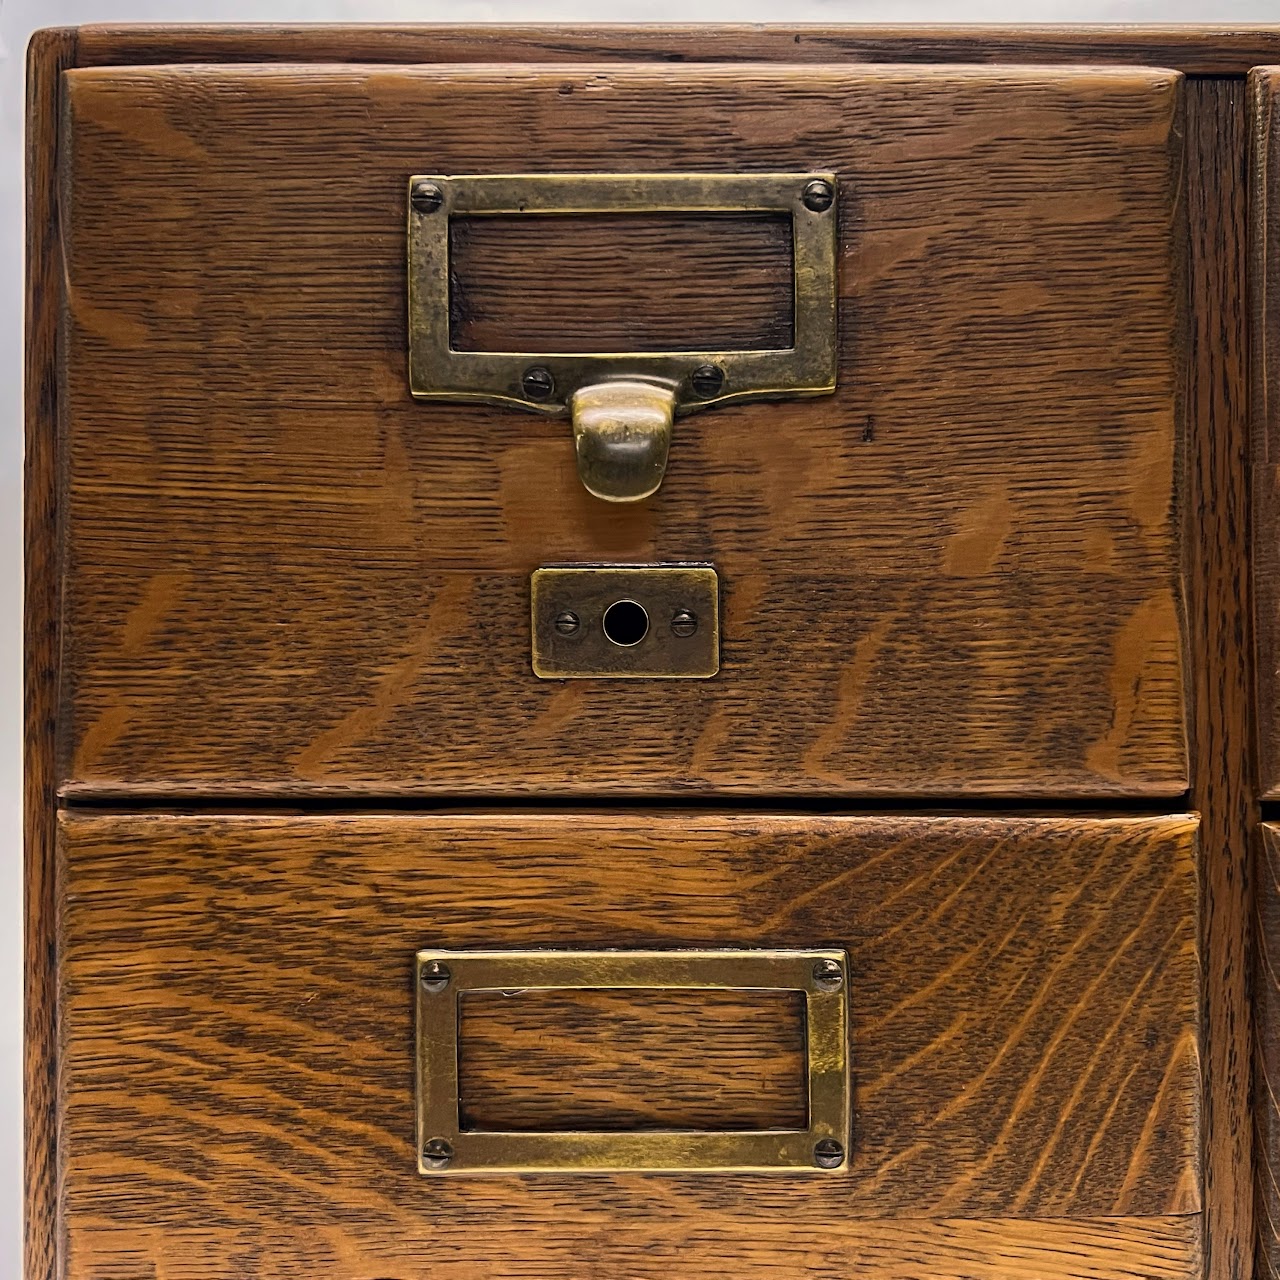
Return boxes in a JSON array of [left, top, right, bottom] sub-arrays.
[[671, 609, 698, 638], [802, 179, 835, 213], [422, 1137, 454, 1169], [410, 180, 444, 214], [420, 960, 451, 993], [522, 366, 555, 401], [690, 364, 725, 399], [554, 611, 581, 636], [812, 958, 843, 991], [813, 1138, 845, 1169]]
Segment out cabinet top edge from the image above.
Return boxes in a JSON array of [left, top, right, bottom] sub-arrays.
[[29, 23, 1280, 79]]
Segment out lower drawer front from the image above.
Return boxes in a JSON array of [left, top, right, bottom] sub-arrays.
[[59, 812, 1201, 1279]]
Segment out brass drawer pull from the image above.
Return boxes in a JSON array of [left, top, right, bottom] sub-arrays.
[[407, 172, 839, 502], [414, 948, 851, 1175]]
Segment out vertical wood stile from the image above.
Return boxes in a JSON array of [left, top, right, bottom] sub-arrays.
[[25, 27, 75, 1280], [1187, 76, 1258, 1280], [1251, 65, 1280, 1280]]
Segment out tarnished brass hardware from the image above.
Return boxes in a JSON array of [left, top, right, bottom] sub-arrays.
[[409, 179, 444, 214], [414, 948, 851, 1176], [531, 565, 718, 679], [571, 380, 676, 503], [801, 179, 835, 213], [419, 960, 451, 993], [670, 608, 698, 638], [813, 1138, 845, 1169], [521, 366, 555, 402], [407, 172, 838, 502], [421, 1137, 454, 1169]]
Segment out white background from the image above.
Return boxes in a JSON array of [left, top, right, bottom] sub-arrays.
[[5, 2, 1279, 1276]]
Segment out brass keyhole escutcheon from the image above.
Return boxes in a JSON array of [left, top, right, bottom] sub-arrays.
[[530, 565, 719, 679]]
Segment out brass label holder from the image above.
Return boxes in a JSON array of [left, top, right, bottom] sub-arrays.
[[407, 172, 839, 502], [414, 948, 851, 1176]]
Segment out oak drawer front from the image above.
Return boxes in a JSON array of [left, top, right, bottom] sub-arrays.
[[58, 63, 1187, 800], [58, 812, 1200, 1278]]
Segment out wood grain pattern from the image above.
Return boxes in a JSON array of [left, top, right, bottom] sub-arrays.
[[1259, 825, 1280, 1280], [58, 63, 1188, 799], [1185, 78, 1259, 1280], [57, 812, 1200, 1270], [67, 22, 1280, 76], [29, 27, 1272, 1280], [63, 1216, 1202, 1280], [450, 213, 795, 353], [1254, 69, 1280, 1280], [25, 27, 77, 1280], [457, 989, 807, 1131], [1251, 69, 1280, 805]]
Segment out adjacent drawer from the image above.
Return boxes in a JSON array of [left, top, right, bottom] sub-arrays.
[[1252, 68, 1280, 797], [59, 62, 1187, 799], [59, 812, 1200, 1278]]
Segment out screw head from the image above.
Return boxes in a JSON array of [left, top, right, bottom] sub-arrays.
[[690, 364, 725, 399], [554, 611, 581, 636], [410, 180, 444, 214], [812, 958, 843, 991], [813, 1138, 845, 1169], [420, 960, 451, 993], [522, 366, 555, 402], [670, 609, 698, 638], [801, 179, 835, 213], [422, 1137, 454, 1169]]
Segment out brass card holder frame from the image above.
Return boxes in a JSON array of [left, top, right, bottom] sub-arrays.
[[414, 948, 851, 1176], [407, 172, 839, 502]]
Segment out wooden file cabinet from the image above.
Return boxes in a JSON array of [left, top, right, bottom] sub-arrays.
[[24, 23, 1280, 1280]]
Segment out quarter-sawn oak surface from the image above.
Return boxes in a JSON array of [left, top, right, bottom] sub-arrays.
[[58, 63, 1187, 798], [1186, 76, 1258, 1280], [1252, 69, 1280, 804], [62, 22, 1280, 75], [58, 811, 1200, 1280], [30, 23, 1273, 1280], [457, 987, 809, 1132]]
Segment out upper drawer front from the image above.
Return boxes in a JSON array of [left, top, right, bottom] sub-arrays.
[[59, 64, 1187, 798]]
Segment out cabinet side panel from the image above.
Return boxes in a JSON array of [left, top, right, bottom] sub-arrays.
[[24, 26, 76, 1280]]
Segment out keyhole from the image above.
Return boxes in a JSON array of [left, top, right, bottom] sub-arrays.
[[602, 600, 649, 647]]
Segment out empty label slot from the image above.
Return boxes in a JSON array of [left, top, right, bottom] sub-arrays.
[[449, 213, 796, 353], [457, 987, 808, 1132]]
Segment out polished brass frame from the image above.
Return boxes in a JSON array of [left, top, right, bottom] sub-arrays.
[[406, 172, 838, 414], [414, 948, 850, 1176]]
